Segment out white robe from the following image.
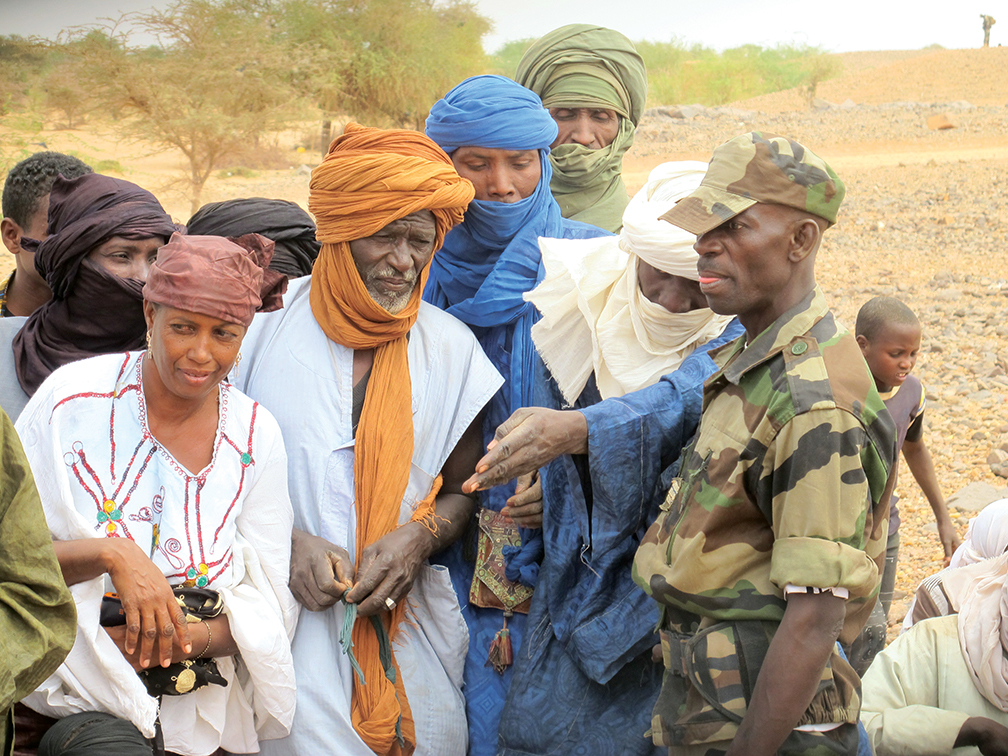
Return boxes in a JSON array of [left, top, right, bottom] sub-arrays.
[[16, 352, 298, 756], [236, 277, 503, 756], [861, 614, 1008, 756]]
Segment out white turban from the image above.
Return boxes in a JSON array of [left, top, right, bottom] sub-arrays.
[[950, 498, 1008, 569], [527, 161, 733, 405], [618, 161, 708, 280]]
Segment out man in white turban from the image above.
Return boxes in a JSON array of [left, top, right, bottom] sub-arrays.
[[476, 163, 743, 756], [528, 161, 733, 404]]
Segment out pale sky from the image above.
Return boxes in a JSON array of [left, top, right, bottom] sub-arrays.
[[1, 0, 1001, 52]]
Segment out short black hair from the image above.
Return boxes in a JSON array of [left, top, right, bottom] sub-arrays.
[[2, 151, 93, 229], [855, 296, 920, 341]]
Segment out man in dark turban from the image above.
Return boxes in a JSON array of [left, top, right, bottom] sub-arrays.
[[0, 173, 179, 420], [186, 198, 321, 278]]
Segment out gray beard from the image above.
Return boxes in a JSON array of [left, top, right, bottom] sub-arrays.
[[368, 285, 414, 314]]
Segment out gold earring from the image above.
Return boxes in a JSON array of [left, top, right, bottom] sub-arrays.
[[233, 352, 242, 379], [146, 331, 152, 358]]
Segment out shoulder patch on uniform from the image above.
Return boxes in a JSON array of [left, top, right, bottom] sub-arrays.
[[781, 335, 835, 415]]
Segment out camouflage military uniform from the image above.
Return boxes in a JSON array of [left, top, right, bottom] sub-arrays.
[[633, 287, 896, 755]]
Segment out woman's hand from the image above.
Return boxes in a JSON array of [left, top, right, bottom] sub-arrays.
[[105, 539, 192, 669], [103, 624, 187, 672], [104, 616, 236, 671]]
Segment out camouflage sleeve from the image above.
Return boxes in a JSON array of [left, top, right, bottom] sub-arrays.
[[763, 407, 881, 601]]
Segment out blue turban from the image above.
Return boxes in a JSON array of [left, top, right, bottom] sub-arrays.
[[424, 75, 558, 153]]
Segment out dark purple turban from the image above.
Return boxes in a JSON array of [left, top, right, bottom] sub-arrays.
[[13, 173, 180, 395]]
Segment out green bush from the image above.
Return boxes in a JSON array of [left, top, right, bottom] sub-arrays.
[[639, 40, 839, 107]]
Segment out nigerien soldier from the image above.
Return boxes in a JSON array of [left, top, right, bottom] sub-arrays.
[[981, 14, 996, 47], [632, 132, 897, 756]]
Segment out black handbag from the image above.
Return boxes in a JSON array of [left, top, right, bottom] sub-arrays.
[[100, 587, 229, 697]]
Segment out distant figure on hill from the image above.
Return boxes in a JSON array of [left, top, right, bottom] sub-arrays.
[[981, 14, 995, 47]]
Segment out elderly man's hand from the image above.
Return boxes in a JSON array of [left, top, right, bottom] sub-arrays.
[[462, 407, 588, 493], [290, 528, 354, 612], [346, 522, 436, 616], [501, 472, 544, 528]]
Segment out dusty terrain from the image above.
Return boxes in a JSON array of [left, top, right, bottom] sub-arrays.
[[629, 47, 1008, 634], [2, 46, 1007, 636]]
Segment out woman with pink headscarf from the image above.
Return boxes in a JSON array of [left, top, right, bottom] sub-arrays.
[[902, 498, 1008, 630], [14, 234, 296, 756]]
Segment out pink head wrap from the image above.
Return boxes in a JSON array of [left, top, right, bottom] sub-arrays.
[[143, 233, 286, 327]]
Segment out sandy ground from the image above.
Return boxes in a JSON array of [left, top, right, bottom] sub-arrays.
[[3, 46, 1007, 638]]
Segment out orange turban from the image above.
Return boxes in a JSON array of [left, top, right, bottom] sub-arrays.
[[307, 123, 474, 756]]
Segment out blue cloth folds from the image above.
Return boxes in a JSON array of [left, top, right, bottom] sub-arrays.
[[424, 74, 558, 154], [502, 541, 542, 587]]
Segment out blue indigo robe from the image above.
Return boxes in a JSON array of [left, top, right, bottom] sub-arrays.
[[498, 319, 744, 755]]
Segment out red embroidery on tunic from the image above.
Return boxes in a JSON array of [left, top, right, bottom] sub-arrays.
[[54, 353, 253, 588]]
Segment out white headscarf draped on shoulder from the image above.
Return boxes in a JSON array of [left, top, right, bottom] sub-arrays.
[[527, 161, 733, 405], [941, 514, 1008, 711]]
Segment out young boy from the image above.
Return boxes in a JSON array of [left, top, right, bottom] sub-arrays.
[[850, 296, 961, 670], [1, 151, 92, 316]]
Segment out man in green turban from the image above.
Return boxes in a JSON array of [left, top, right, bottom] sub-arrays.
[[515, 24, 647, 233]]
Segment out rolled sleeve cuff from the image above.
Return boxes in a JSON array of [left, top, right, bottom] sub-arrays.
[[771, 536, 879, 600]]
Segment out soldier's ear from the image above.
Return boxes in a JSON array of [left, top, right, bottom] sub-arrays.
[[787, 217, 822, 263]]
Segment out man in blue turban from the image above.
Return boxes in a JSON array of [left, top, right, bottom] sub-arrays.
[[423, 74, 608, 756]]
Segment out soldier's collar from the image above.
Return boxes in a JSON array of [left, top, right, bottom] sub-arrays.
[[714, 286, 829, 384]]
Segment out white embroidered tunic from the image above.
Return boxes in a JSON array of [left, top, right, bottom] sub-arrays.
[[16, 351, 298, 756], [236, 277, 502, 756]]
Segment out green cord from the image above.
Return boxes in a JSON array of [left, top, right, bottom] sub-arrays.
[[340, 602, 365, 685], [339, 603, 406, 746]]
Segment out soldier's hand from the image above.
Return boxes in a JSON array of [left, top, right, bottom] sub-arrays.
[[289, 528, 354, 612], [463, 407, 588, 493]]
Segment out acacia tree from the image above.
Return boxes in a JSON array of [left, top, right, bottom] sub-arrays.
[[74, 0, 307, 213], [283, 0, 490, 136], [42, 59, 91, 129]]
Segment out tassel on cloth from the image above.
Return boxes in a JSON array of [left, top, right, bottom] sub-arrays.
[[486, 611, 514, 674]]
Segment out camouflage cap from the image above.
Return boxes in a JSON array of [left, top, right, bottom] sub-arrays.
[[660, 132, 845, 236]]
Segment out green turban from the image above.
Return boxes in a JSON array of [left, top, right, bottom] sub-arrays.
[[516, 24, 647, 232]]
